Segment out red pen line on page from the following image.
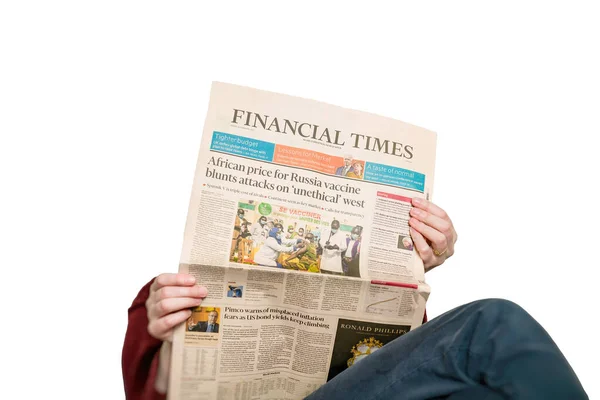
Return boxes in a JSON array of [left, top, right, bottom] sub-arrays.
[[371, 280, 418, 289]]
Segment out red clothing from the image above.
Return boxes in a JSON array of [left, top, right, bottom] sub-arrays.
[[122, 278, 427, 399], [122, 278, 166, 400]]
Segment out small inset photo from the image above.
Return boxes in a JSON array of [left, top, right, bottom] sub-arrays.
[[187, 307, 220, 334], [398, 235, 414, 251], [227, 285, 244, 298]]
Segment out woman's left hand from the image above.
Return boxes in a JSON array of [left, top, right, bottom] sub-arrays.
[[409, 198, 458, 272]]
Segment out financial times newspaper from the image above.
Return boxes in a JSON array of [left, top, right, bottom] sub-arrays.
[[168, 82, 437, 399]]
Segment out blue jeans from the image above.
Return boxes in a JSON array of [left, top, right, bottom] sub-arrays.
[[306, 299, 587, 399]]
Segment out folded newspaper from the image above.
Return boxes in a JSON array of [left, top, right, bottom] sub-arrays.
[[169, 82, 437, 399]]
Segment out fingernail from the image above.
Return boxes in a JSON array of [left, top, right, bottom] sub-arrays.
[[198, 286, 208, 297], [412, 198, 423, 205], [185, 276, 196, 285]]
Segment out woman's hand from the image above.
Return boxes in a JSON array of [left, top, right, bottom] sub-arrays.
[[146, 273, 208, 394], [146, 273, 208, 342], [409, 198, 458, 272]]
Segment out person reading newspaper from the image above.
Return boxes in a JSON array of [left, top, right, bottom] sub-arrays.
[[122, 198, 588, 399]]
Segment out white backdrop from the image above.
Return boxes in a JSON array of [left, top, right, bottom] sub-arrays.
[[1, 2, 598, 399]]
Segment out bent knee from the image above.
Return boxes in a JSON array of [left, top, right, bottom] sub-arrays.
[[473, 298, 529, 320]]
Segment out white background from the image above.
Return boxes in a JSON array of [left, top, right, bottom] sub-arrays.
[[1, 1, 598, 399]]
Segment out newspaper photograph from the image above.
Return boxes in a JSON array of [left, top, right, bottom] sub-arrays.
[[168, 82, 437, 400]]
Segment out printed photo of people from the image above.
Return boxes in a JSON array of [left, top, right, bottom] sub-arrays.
[[327, 318, 410, 382], [229, 201, 364, 277], [398, 235, 414, 251], [230, 207, 254, 263], [227, 285, 243, 298], [319, 221, 363, 278], [334, 155, 365, 180], [229, 200, 325, 272], [186, 307, 221, 334]]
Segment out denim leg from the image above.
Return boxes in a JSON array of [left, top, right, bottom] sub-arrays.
[[306, 299, 587, 400]]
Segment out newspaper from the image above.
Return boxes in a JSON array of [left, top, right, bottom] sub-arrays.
[[168, 82, 437, 400]]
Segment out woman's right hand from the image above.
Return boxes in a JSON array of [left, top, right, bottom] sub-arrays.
[[146, 273, 208, 342]]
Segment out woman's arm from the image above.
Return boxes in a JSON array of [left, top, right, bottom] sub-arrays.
[[122, 274, 208, 399], [122, 279, 166, 400]]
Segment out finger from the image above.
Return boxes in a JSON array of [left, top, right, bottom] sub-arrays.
[[151, 273, 196, 292], [410, 227, 434, 265], [409, 207, 453, 240], [148, 309, 192, 341], [411, 198, 451, 221], [150, 297, 204, 319], [155, 285, 208, 302], [411, 198, 458, 248], [409, 217, 448, 252]]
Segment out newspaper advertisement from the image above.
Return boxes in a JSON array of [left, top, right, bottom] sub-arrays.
[[168, 82, 437, 400]]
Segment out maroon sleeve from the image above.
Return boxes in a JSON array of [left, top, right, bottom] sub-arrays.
[[122, 278, 167, 400]]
